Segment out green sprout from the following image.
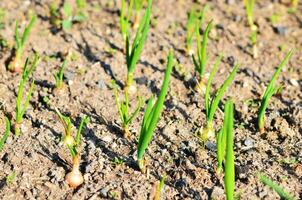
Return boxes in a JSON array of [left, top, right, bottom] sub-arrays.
[[258, 50, 293, 134], [55, 108, 90, 148], [198, 55, 239, 141], [15, 54, 39, 136], [288, 0, 299, 13], [125, 0, 152, 94], [244, 0, 258, 58], [133, 0, 146, 29], [113, 81, 142, 138], [55, 109, 89, 189], [0, 116, 10, 151], [186, 5, 208, 55], [8, 15, 36, 73], [154, 174, 166, 200], [49, 2, 61, 29], [258, 173, 296, 200], [192, 20, 213, 93], [120, 0, 133, 50], [62, 1, 87, 30], [54, 59, 67, 90], [6, 171, 16, 185], [137, 51, 173, 173], [223, 100, 235, 200], [216, 128, 225, 174]]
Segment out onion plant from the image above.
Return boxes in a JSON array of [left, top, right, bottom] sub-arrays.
[[54, 59, 67, 90], [133, 0, 146, 29], [288, 0, 299, 13], [199, 55, 239, 141], [137, 51, 173, 173], [244, 0, 258, 58], [113, 81, 142, 138], [192, 20, 213, 93], [0, 116, 10, 151], [120, 0, 133, 49], [125, 0, 152, 94], [15, 54, 39, 136], [258, 50, 293, 134], [8, 15, 36, 73], [55, 108, 89, 188], [223, 100, 235, 200], [61, 1, 87, 30], [154, 175, 166, 200], [258, 173, 295, 200], [186, 5, 208, 55]]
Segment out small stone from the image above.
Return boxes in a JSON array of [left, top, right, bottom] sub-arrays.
[[244, 138, 254, 149], [205, 141, 216, 151], [100, 187, 110, 198], [211, 186, 225, 199], [274, 26, 288, 36], [225, 0, 235, 5], [135, 76, 148, 85], [102, 135, 112, 143], [96, 78, 106, 89], [175, 178, 187, 189], [289, 79, 299, 87], [64, 70, 75, 81]]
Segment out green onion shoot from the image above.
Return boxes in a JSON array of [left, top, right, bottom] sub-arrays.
[[54, 59, 67, 91], [198, 55, 239, 141], [0, 116, 10, 151], [137, 51, 173, 173], [258, 173, 296, 200], [192, 19, 213, 93], [15, 54, 39, 136], [244, 0, 258, 58], [223, 99, 235, 200], [55, 108, 89, 189], [8, 15, 36, 73], [258, 50, 293, 134], [113, 80, 142, 138]]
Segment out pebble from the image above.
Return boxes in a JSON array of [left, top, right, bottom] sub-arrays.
[[175, 178, 187, 189], [64, 70, 75, 82], [135, 76, 148, 85], [274, 26, 288, 36], [211, 186, 225, 199], [96, 78, 106, 89], [100, 187, 110, 198], [289, 78, 299, 87], [102, 135, 112, 143], [205, 141, 216, 151], [244, 138, 254, 149]]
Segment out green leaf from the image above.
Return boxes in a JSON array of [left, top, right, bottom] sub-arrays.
[[258, 173, 296, 200], [137, 51, 173, 161], [0, 117, 10, 151]]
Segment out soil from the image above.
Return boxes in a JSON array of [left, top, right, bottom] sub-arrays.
[[0, 0, 301, 199]]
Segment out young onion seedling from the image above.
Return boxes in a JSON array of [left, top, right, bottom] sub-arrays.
[[223, 100, 235, 200], [120, 0, 133, 50], [55, 109, 89, 189], [258, 50, 293, 134], [54, 59, 67, 90], [154, 175, 166, 200], [125, 0, 152, 95], [186, 5, 208, 55], [192, 20, 213, 93], [62, 1, 87, 30], [137, 51, 173, 173], [258, 173, 296, 200], [15, 54, 39, 136], [113, 81, 142, 138], [8, 15, 36, 73], [133, 0, 146, 29], [244, 0, 258, 58], [0, 116, 10, 151], [198, 55, 239, 141]]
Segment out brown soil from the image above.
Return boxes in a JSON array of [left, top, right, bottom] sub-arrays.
[[0, 0, 301, 199]]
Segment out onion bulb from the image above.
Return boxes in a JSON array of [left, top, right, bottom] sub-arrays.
[[65, 155, 84, 189]]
